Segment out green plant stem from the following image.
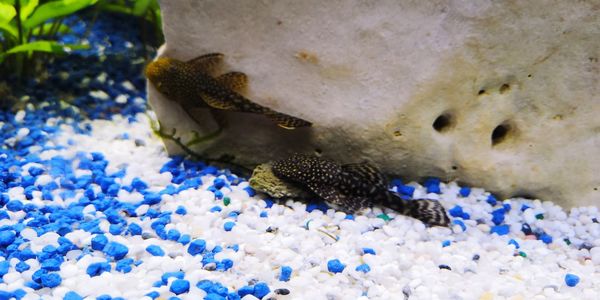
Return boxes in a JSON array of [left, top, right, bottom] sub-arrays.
[[49, 18, 63, 39], [13, 0, 23, 80], [84, 3, 101, 39], [15, 0, 23, 44]]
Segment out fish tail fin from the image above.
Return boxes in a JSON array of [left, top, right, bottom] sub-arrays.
[[382, 193, 450, 227], [264, 111, 312, 129]]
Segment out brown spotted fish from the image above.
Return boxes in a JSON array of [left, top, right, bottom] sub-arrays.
[[271, 154, 450, 227], [145, 54, 311, 129]]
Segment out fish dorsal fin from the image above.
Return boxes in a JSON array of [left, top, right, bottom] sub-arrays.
[[200, 92, 237, 110], [187, 53, 224, 75], [216, 72, 248, 94]]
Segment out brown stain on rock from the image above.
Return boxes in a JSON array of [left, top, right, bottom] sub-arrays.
[[295, 50, 319, 65]]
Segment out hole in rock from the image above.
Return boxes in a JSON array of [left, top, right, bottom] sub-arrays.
[[478, 89, 486, 95], [451, 165, 458, 170], [491, 123, 512, 146], [499, 83, 510, 94], [393, 130, 402, 137], [314, 148, 323, 155], [432, 113, 453, 132]]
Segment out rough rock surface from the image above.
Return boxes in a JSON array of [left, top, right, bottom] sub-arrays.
[[148, 0, 600, 208]]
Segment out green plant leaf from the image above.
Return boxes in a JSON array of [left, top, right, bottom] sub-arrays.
[[0, 2, 16, 24], [0, 22, 17, 39], [22, 0, 98, 30], [19, 0, 39, 21], [0, 40, 88, 63], [98, 3, 132, 15], [132, 0, 151, 16]]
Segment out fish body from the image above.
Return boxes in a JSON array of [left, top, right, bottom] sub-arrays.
[[271, 154, 450, 227], [145, 55, 311, 129]]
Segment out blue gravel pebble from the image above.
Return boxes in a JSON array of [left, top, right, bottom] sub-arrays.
[[490, 225, 510, 236], [91, 234, 108, 250], [491, 208, 506, 225], [103, 242, 129, 260], [0, 230, 16, 246], [355, 264, 371, 273], [161, 271, 184, 284], [253, 282, 270, 298], [362, 248, 376, 255], [41, 272, 62, 287], [188, 239, 206, 255], [146, 245, 165, 256], [167, 229, 181, 241], [244, 187, 256, 197], [87, 262, 111, 277], [178, 234, 191, 245], [327, 259, 346, 273], [115, 258, 134, 273], [41, 258, 61, 271], [539, 233, 553, 244], [565, 273, 580, 287], [279, 266, 292, 282], [397, 185, 415, 197], [449, 205, 464, 218], [63, 291, 83, 300], [442, 240, 451, 247], [210, 206, 222, 212], [424, 177, 441, 194], [459, 187, 471, 197], [237, 286, 254, 297], [6, 200, 23, 212], [170, 279, 190, 295], [223, 221, 236, 231], [487, 194, 498, 206], [0, 261, 10, 277], [508, 239, 520, 249], [452, 219, 466, 231], [16, 261, 30, 272], [175, 206, 187, 215], [259, 211, 268, 218], [128, 223, 142, 235]]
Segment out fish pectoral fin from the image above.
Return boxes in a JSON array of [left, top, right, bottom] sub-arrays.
[[187, 53, 224, 75], [216, 72, 248, 94], [310, 184, 365, 213], [264, 111, 312, 129], [310, 184, 344, 205], [200, 93, 237, 110]]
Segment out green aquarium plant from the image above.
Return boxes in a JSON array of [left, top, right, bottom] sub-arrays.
[[0, 0, 97, 81]]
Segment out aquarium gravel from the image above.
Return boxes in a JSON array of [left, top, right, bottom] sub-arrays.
[[1, 12, 600, 300]]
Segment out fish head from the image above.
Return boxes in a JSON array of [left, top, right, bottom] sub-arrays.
[[145, 57, 181, 97]]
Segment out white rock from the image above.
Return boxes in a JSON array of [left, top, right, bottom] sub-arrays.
[[150, 0, 600, 208]]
